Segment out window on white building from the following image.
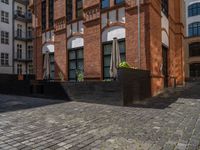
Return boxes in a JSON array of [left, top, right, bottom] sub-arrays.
[[1, 31, 9, 44], [28, 64, 33, 74], [188, 3, 200, 17], [27, 45, 33, 60], [17, 64, 22, 74], [1, 0, 8, 4], [1, 11, 9, 23], [0, 53, 9, 66], [17, 44, 22, 59]]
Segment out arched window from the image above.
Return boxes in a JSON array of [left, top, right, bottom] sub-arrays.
[[102, 26, 126, 79], [189, 42, 200, 57], [188, 3, 200, 17], [188, 22, 200, 37]]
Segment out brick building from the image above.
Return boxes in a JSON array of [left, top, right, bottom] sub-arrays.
[[30, 0, 185, 95]]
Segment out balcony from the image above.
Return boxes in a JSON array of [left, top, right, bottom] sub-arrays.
[[14, 10, 32, 22], [15, 0, 29, 5], [14, 31, 33, 41], [14, 53, 33, 62]]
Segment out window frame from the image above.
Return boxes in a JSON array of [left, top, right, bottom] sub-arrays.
[[68, 47, 84, 81], [161, 0, 168, 17], [102, 38, 126, 79], [188, 22, 200, 37], [189, 42, 200, 57], [101, 0, 110, 9], [1, 31, 9, 45], [1, 10, 9, 24], [188, 3, 200, 17], [1, 53, 9, 66], [76, 0, 83, 19], [41, 0, 46, 31], [66, 0, 73, 22]]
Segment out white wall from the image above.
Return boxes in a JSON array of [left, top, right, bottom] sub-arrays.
[[185, 0, 200, 37], [0, 0, 13, 74]]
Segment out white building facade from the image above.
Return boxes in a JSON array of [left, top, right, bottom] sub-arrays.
[[13, 0, 33, 75], [0, 0, 33, 75], [0, 0, 13, 74], [184, 0, 200, 79]]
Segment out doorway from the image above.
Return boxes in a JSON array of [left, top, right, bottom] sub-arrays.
[[162, 46, 168, 88]]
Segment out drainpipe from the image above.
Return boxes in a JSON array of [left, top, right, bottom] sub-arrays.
[[137, 0, 141, 69]]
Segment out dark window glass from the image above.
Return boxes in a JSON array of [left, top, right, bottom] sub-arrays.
[[68, 47, 84, 81], [101, 0, 110, 9], [189, 42, 200, 57], [161, 0, 168, 17], [66, 0, 73, 21], [103, 39, 126, 79], [190, 63, 200, 77], [188, 3, 200, 17], [115, 0, 124, 5], [188, 22, 200, 37], [42, 0, 46, 31], [76, 0, 83, 18], [49, 0, 54, 28]]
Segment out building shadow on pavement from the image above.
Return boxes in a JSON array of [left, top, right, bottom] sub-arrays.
[[0, 94, 67, 113], [130, 82, 200, 109]]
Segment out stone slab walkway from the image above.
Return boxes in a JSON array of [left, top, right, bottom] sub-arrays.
[[0, 83, 200, 150]]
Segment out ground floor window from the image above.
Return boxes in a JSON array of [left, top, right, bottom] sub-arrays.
[[49, 53, 55, 79], [103, 39, 126, 79], [189, 42, 200, 57], [190, 63, 200, 77], [28, 64, 33, 74], [17, 64, 22, 74], [68, 47, 84, 81]]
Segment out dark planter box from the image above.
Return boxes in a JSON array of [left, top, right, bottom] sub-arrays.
[[117, 68, 151, 105]]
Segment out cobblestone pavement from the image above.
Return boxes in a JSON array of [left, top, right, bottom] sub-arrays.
[[0, 83, 200, 150]]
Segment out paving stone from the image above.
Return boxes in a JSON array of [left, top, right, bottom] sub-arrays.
[[0, 82, 200, 149]]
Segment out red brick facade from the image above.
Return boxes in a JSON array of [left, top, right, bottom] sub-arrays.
[[30, 0, 185, 96]]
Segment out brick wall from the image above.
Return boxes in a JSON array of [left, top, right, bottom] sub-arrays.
[[31, 0, 185, 96]]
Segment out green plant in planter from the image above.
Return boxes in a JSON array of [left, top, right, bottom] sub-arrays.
[[76, 70, 84, 82], [119, 61, 131, 68]]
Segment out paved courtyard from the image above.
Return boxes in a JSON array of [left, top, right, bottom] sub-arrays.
[[0, 83, 200, 150]]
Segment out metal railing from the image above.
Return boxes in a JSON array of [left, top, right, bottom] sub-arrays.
[[14, 10, 32, 21], [14, 53, 33, 61], [15, 31, 33, 40]]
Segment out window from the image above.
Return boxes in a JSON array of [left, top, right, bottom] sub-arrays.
[[103, 39, 126, 79], [28, 64, 33, 74], [76, 0, 83, 18], [49, 0, 54, 28], [188, 3, 200, 17], [27, 26, 32, 38], [1, 11, 9, 23], [1, 53, 9, 66], [16, 24, 23, 38], [66, 0, 73, 21], [27, 45, 33, 60], [49, 53, 55, 79], [17, 44, 22, 59], [188, 22, 200, 37], [101, 0, 110, 9], [1, 31, 9, 44], [17, 64, 22, 74], [161, 0, 168, 17], [42, 0, 46, 31], [1, 0, 8, 4], [190, 63, 200, 77], [68, 47, 84, 81], [189, 42, 200, 57], [115, 0, 125, 5]]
